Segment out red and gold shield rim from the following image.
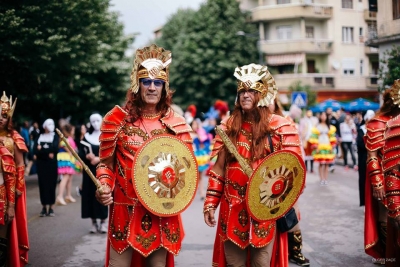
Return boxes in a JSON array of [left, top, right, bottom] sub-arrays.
[[132, 135, 199, 217], [246, 150, 305, 221]]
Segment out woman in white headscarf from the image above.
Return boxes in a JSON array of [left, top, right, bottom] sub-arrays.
[[33, 119, 59, 217], [78, 113, 108, 234]]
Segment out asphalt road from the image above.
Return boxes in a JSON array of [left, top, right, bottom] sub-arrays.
[[25, 160, 378, 267]]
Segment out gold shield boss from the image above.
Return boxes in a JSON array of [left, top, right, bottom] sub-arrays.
[[246, 150, 305, 221], [132, 135, 199, 217]]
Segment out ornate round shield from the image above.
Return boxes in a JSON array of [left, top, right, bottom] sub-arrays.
[[246, 150, 305, 221], [132, 135, 199, 217]]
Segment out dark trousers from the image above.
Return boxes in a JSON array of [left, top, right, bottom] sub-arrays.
[[341, 141, 356, 166]]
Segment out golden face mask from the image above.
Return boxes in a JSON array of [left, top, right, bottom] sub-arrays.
[[130, 44, 172, 94], [234, 64, 278, 107]]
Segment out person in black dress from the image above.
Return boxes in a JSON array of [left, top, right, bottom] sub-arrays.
[[78, 113, 108, 233], [357, 110, 375, 207], [33, 119, 59, 217]]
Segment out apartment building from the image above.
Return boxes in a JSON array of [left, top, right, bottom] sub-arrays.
[[366, 0, 400, 84], [239, 0, 380, 103]]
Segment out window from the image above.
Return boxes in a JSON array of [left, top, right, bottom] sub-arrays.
[[359, 27, 363, 36], [344, 70, 354, 75], [394, 0, 400, 19], [342, 58, 356, 75], [367, 22, 377, 39], [277, 0, 291, 4], [342, 27, 354, 43], [360, 59, 363, 75], [306, 26, 314, 38], [277, 26, 292, 40], [342, 0, 353, 9]]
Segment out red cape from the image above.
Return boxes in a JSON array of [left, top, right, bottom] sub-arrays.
[[9, 187, 29, 266]]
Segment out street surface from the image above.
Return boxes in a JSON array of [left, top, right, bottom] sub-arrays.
[[26, 161, 377, 267]]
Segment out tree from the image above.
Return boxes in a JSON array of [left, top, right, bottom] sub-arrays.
[[0, 0, 134, 124], [156, 0, 258, 113], [288, 81, 317, 108], [378, 45, 400, 92]]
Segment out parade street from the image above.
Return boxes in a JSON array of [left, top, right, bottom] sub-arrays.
[[26, 162, 376, 267]]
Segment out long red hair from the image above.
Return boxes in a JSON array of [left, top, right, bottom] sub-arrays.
[[124, 85, 174, 123], [226, 93, 272, 162]]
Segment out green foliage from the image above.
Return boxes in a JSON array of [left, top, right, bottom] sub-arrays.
[[378, 45, 400, 92], [288, 80, 317, 108], [156, 0, 258, 114], [0, 0, 134, 125]]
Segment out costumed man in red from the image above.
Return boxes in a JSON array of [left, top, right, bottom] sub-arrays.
[[0, 92, 29, 267], [382, 79, 400, 267], [203, 64, 303, 266], [364, 84, 398, 264], [270, 99, 310, 266], [95, 44, 193, 267]]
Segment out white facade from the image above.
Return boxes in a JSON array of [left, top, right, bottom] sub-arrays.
[[239, 0, 380, 96]]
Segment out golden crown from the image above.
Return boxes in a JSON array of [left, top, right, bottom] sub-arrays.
[[389, 79, 400, 107], [234, 63, 278, 107], [0, 91, 16, 119], [130, 44, 172, 94]]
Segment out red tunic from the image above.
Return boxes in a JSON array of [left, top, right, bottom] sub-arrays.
[[97, 106, 192, 265], [364, 115, 390, 259], [204, 114, 302, 266], [382, 115, 400, 266]]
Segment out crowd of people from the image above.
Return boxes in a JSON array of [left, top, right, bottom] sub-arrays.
[[2, 43, 399, 267]]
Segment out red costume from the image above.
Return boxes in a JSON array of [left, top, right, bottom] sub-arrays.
[[204, 114, 302, 266], [382, 115, 400, 266], [97, 106, 192, 266], [0, 145, 15, 224], [0, 89, 30, 267], [364, 115, 390, 260]]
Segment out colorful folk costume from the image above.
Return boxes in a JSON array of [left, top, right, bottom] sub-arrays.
[[382, 80, 400, 267], [299, 112, 317, 173], [309, 124, 337, 164], [191, 119, 212, 173], [364, 114, 390, 262], [96, 44, 193, 267], [204, 64, 303, 266], [0, 92, 29, 266], [57, 136, 80, 175]]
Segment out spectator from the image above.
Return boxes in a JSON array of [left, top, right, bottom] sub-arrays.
[[309, 111, 337, 185], [340, 114, 357, 170], [326, 107, 340, 172]]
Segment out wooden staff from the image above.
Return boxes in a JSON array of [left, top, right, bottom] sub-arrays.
[[56, 128, 104, 193]]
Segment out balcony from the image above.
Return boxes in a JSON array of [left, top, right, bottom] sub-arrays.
[[260, 39, 333, 55], [364, 46, 379, 55], [273, 74, 335, 90], [252, 4, 333, 22], [366, 75, 379, 89], [364, 10, 377, 21]]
